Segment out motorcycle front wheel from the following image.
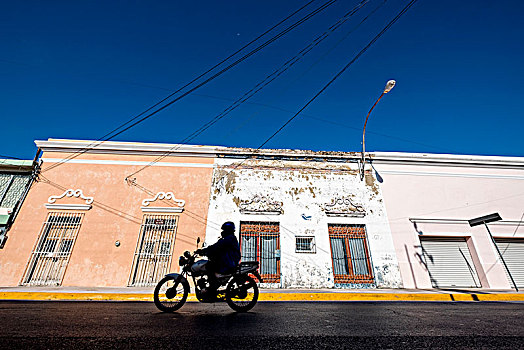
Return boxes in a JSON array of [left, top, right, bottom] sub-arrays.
[[154, 275, 189, 312], [225, 275, 259, 312]]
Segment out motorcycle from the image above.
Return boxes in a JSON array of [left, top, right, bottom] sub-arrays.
[[153, 238, 262, 312]]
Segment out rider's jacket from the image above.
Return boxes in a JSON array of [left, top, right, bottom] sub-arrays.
[[200, 233, 241, 274]]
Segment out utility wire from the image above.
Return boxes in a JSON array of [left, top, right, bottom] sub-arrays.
[[194, 0, 421, 194], [125, 0, 372, 179], [218, 0, 389, 143], [252, 0, 419, 154], [41, 0, 337, 174]]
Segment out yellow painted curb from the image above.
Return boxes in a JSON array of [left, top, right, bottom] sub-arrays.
[[0, 292, 523, 302], [257, 293, 524, 302], [0, 292, 154, 302]]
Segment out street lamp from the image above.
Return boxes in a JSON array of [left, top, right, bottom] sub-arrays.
[[360, 79, 396, 181], [468, 213, 519, 292]]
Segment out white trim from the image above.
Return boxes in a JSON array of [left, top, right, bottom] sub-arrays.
[[42, 158, 214, 168], [0, 208, 12, 215], [140, 192, 185, 213], [141, 207, 184, 213], [36, 139, 218, 157], [44, 204, 91, 210], [409, 218, 524, 226], [380, 170, 524, 180], [372, 152, 524, 167], [35, 139, 524, 169], [47, 189, 93, 205], [141, 192, 185, 207]]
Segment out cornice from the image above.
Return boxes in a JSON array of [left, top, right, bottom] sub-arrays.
[[35, 139, 218, 158], [34, 139, 524, 169]]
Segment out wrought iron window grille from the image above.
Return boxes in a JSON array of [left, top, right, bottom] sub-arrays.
[[295, 236, 316, 253]]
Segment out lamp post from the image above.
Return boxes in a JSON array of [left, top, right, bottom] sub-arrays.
[[360, 79, 396, 181]]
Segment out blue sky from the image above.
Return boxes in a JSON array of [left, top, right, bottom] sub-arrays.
[[1, 0, 523, 159]]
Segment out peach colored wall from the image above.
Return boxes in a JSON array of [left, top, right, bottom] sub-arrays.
[[375, 162, 524, 289], [0, 151, 213, 287]]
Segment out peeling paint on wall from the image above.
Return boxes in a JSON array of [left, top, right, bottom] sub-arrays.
[[205, 158, 402, 289]]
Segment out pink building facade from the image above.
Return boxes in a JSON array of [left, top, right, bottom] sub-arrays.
[[373, 152, 524, 289], [0, 139, 214, 287]]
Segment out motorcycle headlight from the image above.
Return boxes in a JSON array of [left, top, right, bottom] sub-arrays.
[[179, 256, 187, 266]]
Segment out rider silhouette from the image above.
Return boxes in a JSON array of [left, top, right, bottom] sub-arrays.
[[195, 221, 241, 292]]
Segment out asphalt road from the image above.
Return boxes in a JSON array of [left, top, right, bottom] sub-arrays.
[[1, 301, 523, 349]]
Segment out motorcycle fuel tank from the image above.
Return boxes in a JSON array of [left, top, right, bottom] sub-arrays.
[[191, 259, 209, 274]]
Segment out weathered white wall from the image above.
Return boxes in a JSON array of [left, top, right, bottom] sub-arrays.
[[205, 158, 402, 289]]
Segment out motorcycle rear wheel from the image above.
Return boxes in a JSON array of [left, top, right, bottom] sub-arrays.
[[225, 275, 259, 312], [154, 275, 189, 312]]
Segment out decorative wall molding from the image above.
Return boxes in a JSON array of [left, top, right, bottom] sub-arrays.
[[239, 195, 283, 215], [141, 191, 185, 213], [45, 189, 93, 210], [324, 197, 365, 217]]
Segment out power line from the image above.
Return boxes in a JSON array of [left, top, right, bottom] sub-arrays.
[[217, 0, 389, 143], [125, 0, 373, 179], [253, 0, 419, 154], [283, 0, 389, 89], [201, 0, 420, 189], [41, 0, 338, 174]]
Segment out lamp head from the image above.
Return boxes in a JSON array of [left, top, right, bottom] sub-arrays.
[[384, 80, 396, 93]]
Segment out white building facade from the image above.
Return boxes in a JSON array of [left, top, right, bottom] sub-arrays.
[[205, 148, 403, 289]]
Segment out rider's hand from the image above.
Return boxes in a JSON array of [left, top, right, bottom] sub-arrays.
[[195, 249, 203, 255]]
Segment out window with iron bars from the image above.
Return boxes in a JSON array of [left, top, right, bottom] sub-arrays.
[[22, 212, 84, 286], [295, 236, 316, 253], [240, 221, 280, 283], [129, 214, 178, 287], [328, 224, 374, 284]]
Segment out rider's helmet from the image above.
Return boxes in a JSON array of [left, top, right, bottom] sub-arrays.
[[221, 221, 235, 237]]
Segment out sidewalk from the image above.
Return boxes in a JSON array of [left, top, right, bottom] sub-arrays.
[[0, 286, 523, 302]]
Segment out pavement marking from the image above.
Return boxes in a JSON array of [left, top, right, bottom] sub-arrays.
[[1, 292, 523, 302]]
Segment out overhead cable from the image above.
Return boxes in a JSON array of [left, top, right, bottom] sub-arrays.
[[41, 0, 337, 173], [226, 0, 420, 172], [125, 0, 373, 179]]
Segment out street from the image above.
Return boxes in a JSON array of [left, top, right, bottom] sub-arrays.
[[1, 301, 523, 349]]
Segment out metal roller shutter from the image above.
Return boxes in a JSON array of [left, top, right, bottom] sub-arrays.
[[495, 239, 524, 288], [420, 237, 481, 288]]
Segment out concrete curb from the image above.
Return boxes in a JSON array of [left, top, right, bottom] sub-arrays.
[[1, 292, 523, 302]]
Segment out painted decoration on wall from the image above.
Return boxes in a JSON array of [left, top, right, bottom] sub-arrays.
[[141, 191, 185, 213], [45, 189, 94, 210], [239, 195, 283, 215], [323, 197, 365, 217]]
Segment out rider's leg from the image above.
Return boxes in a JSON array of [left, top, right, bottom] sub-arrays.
[[205, 261, 218, 292]]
